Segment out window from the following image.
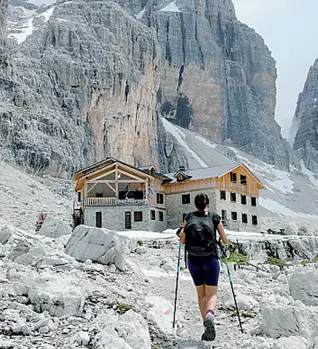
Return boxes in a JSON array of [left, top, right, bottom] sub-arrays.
[[157, 193, 164, 204], [251, 197, 257, 207], [230, 193, 236, 202], [231, 212, 237, 221], [182, 194, 190, 204], [252, 215, 258, 225], [134, 211, 143, 222], [242, 214, 248, 223], [96, 212, 102, 228], [96, 193, 103, 197], [240, 175, 247, 185], [230, 172, 237, 183], [150, 210, 155, 220], [78, 192, 81, 202], [221, 210, 227, 220], [241, 195, 247, 205], [159, 211, 163, 221], [220, 190, 226, 200]]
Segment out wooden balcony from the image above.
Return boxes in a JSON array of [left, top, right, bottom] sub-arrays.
[[84, 197, 147, 207]]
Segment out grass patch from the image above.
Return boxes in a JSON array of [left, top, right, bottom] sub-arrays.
[[221, 252, 247, 265], [266, 257, 289, 268], [231, 310, 256, 318], [115, 303, 132, 313], [301, 256, 318, 265], [137, 240, 143, 246]]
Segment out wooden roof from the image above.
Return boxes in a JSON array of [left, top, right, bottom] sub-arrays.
[[163, 162, 264, 189]]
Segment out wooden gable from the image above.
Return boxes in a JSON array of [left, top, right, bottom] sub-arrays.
[[216, 163, 264, 197], [74, 158, 154, 192]]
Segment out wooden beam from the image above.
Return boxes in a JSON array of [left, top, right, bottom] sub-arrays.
[[87, 182, 98, 194], [115, 164, 119, 201], [87, 179, 146, 183], [106, 182, 116, 193], [118, 168, 144, 181], [90, 168, 116, 181]]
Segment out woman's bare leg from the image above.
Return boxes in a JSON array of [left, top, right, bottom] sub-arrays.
[[195, 285, 206, 319], [205, 285, 218, 313]]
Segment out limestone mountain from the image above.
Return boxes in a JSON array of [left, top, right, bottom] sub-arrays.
[[291, 58, 318, 173], [0, 0, 291, 177]]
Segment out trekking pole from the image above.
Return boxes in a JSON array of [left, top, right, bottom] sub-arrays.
[[172, 241, 182, 329], [219, 243, 244, 333]]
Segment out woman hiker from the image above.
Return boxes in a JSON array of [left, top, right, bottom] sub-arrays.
[[177, 193, 228, 341]]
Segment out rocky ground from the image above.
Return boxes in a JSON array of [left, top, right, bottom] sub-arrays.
[[0, 159, 318, 349], [0, 218, 317, 349]]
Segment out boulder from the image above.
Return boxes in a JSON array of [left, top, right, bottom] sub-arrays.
[[289, 270, 318, 306], [28, 271, 89, 317], [0, 225, 13, 244], [145, 296, 174, 335], [38, 216, 72, 239], [273, 336, 307, 349], [65, 225, 126, 271], [93, 310, 151, 349], [260, 301, 318, 340]]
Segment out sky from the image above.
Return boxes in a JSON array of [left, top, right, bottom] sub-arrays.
[[232, 0, 318, 139]]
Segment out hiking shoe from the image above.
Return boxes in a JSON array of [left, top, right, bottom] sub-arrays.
[[202, 313, 216, 341]]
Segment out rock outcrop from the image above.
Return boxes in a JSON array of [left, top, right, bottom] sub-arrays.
[[65, 225, 126, 271], [0, 0, 292, 176], [138, 0, 291, 170], [292, 59, 318, 172], [289, 270, 318, 306], [0, 0, 161, 177]]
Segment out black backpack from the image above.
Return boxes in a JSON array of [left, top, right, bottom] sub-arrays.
[[184, 211, 219, 258]]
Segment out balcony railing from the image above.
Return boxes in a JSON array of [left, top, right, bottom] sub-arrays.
[[84, 197, 146, 207]]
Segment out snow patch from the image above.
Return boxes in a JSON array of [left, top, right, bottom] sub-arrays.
[[9, 17, 34, 44], [116, 230, 175, 240], [26, 0, 56, 6], [194, 134, 217, 149], [159, 1, 181, 13], [136, 8, 145, 19], [162, 118, 207, 168], [301, 160, 318, 188], [38, 6, 54, 22], [259, 197, 302, 217]]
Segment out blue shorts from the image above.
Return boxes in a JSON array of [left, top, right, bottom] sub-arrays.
[[187, 255, 220, 287]]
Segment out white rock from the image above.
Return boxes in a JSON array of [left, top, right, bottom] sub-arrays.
[[15, 246, 46, 266], [65, 225, 126, 271], [0, 225, 13, 244], [0, 339, 15, 348], [77, 331, 90, 346], [136, 246, 146, 254], [28, 271, 89, 317], [38, 215, 72, 239], [260, 301, 318, 339], [272, 336, 307, 349], [38, 326, 50, 333], [94, 310, 151, 349], [11, 321, 32, 336], [145, 296, 174, 335], [289, 270, 318, 306], [7, 267, 37, 296]]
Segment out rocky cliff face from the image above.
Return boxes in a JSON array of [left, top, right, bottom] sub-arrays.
[[0, 0, 160, 177], [1, 0, 291, 176], [292, 59, 318, 172], [0, 0, 7, 37], [137, 0, 291, 170]]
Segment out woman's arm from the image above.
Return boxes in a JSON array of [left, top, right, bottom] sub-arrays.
[[217, 222, 228, 245], [179, 220, 187, 245]]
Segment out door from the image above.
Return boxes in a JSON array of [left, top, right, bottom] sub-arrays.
[[125, 212, 132, 229], [96, 212, 102, 228]]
